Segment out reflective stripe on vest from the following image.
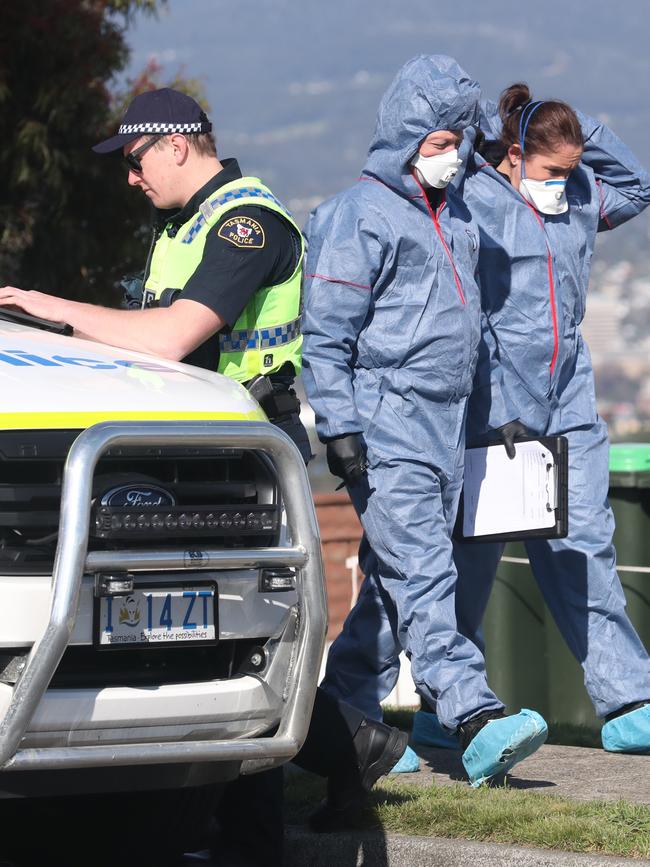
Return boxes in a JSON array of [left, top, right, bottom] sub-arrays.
[[219, 316, 301, 353], [144, 176, 303, 382], [182, 186, 291, 245]]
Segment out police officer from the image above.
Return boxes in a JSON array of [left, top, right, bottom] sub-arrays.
[[0, 87, 310, 460], [0, 88, 407, 862]]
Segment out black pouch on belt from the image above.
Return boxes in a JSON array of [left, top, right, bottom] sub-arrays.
[[246, 374, 300, 420]]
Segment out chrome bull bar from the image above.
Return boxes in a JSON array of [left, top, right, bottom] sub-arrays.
[[0, 421, 327, 772]]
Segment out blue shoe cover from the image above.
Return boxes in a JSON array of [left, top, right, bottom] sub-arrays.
[[412, 710, 459, 749], [601, 704, 650, 754], [462, 708, 548, 787], [389, 744, 420, 774]]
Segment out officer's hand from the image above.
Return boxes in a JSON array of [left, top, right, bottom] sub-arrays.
[[494, 419, 533, 460], [0, 286, 70, 323], [326, 434, 368, 486]]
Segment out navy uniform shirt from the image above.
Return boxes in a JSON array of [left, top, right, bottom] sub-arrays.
[[146, 158, 301, 372]]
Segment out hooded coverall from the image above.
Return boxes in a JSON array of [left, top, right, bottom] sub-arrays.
[[452, 106, 650, 718], [302, 56, 505, 731]]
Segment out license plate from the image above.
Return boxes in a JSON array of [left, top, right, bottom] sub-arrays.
[[96, 585, 217, 647]]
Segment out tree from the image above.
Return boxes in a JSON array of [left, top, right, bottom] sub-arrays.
[[0, 1, 199, 305]]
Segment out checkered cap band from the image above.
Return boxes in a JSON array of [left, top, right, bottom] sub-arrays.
[[118, 121, 210, 134]]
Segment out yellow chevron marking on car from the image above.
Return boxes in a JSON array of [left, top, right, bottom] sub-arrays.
[[0, 409, 267, 430]]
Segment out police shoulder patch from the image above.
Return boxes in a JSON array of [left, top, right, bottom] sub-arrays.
[[217, 215, 265, 249]]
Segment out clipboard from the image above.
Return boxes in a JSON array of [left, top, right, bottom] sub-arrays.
[[453, 436, 568, 543]]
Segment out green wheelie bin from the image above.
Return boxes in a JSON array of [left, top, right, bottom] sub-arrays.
[[482, 442, 650, 741], [607, 443, 650, 648]]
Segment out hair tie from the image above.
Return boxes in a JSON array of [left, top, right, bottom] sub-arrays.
[[507, 101, 529, 118], [519, 100, 544, 156]]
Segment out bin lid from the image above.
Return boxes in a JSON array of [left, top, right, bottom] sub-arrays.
[[609, 443, 650, 487]]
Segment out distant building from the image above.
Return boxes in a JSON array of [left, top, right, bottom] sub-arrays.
[[582, 295, 625, 359], [638, 379, 650, 418]]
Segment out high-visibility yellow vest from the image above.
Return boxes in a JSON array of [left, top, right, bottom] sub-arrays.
[[144, 176, 303, 382]]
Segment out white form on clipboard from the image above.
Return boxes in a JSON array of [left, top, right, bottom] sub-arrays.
[[462, 440, 557, 538]]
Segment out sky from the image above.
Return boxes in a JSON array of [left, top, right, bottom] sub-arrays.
[[125, 0, 650, 236], [121, 0, 650, 452]]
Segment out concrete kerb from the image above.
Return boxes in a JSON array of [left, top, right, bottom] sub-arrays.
[[285, 827, 650, 867]]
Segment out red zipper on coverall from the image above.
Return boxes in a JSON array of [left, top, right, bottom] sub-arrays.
[[411, 171, 466, 305], [523, 200, 559, 375], [475, 163, 559, 375]]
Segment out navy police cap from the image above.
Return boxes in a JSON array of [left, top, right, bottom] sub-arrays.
[[93, 88, 212, 153]]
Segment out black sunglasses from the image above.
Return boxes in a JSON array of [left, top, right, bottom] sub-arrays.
[[124, 135, 162, 173]]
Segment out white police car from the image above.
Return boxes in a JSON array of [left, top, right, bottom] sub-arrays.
[[0, 309, 326, 863]]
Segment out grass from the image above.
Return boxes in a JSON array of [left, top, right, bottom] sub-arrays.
[[285, 772, 650, 859]]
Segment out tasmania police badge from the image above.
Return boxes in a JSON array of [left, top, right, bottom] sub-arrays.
[[218, 215, 265, 249]]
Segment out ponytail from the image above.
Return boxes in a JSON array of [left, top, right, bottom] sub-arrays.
[[499, 82, 531, 123], [497, 83, 583, 157]]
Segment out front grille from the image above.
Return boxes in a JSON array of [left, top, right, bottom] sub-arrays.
[[0, 641, 269, 689], [48, 640, 268, 689], [0, 429, 279, 574]]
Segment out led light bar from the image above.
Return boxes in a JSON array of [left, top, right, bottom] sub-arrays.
[[92, 504, 278, 540]]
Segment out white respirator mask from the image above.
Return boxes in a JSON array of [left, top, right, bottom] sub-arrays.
[[411, 148, 462, 189], [516, 100, 570, 215], [519, 174, 569, 215]]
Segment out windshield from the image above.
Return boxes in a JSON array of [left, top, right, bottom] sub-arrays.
[[0, 307, 73, 336]]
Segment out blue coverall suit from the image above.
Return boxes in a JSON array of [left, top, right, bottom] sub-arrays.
[[302, 56, 505, 732], [452, 107, 650, 720]]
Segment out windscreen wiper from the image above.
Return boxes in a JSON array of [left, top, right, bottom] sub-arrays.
[[0, 307, 73, 336]]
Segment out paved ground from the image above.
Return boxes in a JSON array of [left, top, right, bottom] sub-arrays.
[[8, 744, 645, 865], [395, 741, 650, 805]]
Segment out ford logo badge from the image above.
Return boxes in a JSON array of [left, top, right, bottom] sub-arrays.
[[101, 485, 177, 508]]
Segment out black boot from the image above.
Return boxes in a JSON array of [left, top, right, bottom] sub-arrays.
[[309, 719, 408, 832], [604, 700, 650, 723], [457, 708, 506, 752]]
